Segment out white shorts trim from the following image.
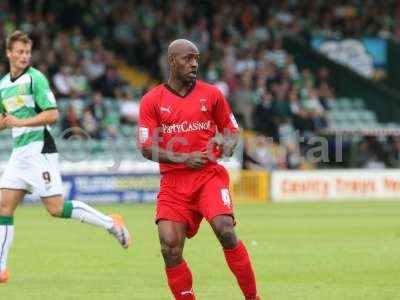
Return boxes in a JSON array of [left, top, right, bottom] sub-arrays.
[[0, 153, 63, 198]]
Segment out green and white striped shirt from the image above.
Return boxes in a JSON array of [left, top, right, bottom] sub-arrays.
[[0, 66, 58, 157]]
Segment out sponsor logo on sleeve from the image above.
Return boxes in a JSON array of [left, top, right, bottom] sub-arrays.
[[47, 91, 56, 104], [221, 188, 231, 208], [230, 113, 239, 129]]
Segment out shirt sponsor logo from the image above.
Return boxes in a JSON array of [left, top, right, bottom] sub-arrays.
[[162, 120, 211, 134], [3, 96, 25, 112], [15, 96, 24, 107]]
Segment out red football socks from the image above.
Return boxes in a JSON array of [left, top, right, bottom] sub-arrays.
[[165, 260, 196, 300], [224, 240, 259, 299]]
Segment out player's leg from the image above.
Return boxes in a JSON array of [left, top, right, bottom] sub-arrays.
[[199, 166, 260, 300], [41, 195, 131, 249], [34, 153, 130, 248], [210, 215, 259, 300], [158, 220, 195, 300], [0, 188, 26, 283]]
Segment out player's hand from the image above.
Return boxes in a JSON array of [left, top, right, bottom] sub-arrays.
[[222, 140, 236, 157], [208, 139, 223, 161], [3, 115, 24, 128], [184, 151, 208, 169], [210, 139, 235, 158], [221, 131, 239, 157]]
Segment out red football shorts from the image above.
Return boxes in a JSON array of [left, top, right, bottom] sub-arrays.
[[156, 164, 235, 238]]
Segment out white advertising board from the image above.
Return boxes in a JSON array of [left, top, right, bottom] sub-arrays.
[[272, 170, 400, 201]]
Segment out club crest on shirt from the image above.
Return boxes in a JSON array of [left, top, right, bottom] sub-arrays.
[[19, 84, 26, 94], [200, 98, 207, 112]]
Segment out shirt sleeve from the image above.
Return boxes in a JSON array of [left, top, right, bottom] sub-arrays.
[[137, 94, 160, 149], [213, 87, 239, 134], [0, 100, 4, 114], [33, 71, 57, 111]]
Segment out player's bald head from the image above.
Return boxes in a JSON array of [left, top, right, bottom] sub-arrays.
[[167, 39, 199, 61], [167, 39, 199, 83]]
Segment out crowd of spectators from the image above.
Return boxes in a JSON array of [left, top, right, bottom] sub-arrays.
[[1, 0, 398, 169], [98, 0, 400, 75], [301, 1, 400, 40], [356, 136, 400, 169], [0, 1, 141, 140]]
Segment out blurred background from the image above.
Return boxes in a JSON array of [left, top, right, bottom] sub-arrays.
[[1, 0, 400, 203]]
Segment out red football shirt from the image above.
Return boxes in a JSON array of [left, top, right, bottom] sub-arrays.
[[138, 80, 239, 174]]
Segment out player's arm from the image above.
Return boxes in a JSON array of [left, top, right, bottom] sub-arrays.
[[0, 113, 6, 131], [25, 69, 59, 127], [219, 129, 239, 157], [0, 99, 6, 130], [2, 109, 59, 128], [141, 146, 208, 169], [213, 88, 240, 157]]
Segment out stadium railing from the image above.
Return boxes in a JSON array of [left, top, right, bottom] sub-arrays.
[[230, 170, 269, 203]]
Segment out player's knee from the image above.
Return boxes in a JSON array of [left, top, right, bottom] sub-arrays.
[[45, 203, 63, 217], [216, 225, 237, 249], [0, 197, 13, 215], [0, 197, 6, 210], [160, 238, 183, 261], [161, 244, 182, 261]]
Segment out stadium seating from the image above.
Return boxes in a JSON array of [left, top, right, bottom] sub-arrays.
[[326, 97, 382, 130]]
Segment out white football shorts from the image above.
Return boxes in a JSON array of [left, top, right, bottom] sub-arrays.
[[0, 153, 63, 197]]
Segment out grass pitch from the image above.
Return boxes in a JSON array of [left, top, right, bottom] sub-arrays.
[[1, 201, 399, 300]]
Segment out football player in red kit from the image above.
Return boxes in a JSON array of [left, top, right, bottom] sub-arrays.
[[138, 39, 261, 300]]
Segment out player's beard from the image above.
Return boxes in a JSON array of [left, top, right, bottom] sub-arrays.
[[178, 73, 196, 85], [185, 77, 196, 85], [172, 65, 196, 85], [186, 71, 198, 84]]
